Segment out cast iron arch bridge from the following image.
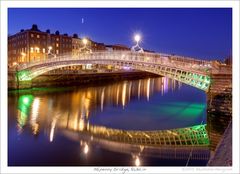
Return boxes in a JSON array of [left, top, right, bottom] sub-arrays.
[[15, 50, 213, 91]]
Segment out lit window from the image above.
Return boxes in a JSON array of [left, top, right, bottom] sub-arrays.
[[31, 34, 34, 38], [30, 47, 34, 53], [56, 43, 59, 47], [43, 48, 45, 53], [56, 50, 59, 54], [37, 35, 40, 38], [56, 38, 59, 41]]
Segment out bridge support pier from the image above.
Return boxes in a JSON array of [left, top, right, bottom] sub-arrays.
[[9, 80, 32, 90], [206, 71, 232, 165], [18, 80, 32, 89]]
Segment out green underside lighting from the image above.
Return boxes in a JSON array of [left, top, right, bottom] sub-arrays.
[[157, 102, 206, 119], [17, 70, 32, 81], [179, 104, 205, 118]]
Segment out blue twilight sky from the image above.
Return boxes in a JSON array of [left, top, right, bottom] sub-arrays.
[[8, 8, 232, 60]]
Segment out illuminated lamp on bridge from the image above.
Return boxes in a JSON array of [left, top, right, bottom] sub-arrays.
[[79, 37, 92, 53], [131, 33, 144, 53]]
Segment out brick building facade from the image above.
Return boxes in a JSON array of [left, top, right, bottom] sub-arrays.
[[8, 24, 130, 67]]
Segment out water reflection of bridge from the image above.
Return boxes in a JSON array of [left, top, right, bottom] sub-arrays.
[[64, 123, 209, 147], [61, 123, 210, 161]]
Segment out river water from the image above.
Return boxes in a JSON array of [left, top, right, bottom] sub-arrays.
[[8, 76, 209, 166]]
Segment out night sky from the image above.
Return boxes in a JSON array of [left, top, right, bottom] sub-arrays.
[[8, 8, 232, 60]]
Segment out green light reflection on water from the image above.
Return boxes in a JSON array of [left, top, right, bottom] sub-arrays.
[[17, 95, 34, 127]]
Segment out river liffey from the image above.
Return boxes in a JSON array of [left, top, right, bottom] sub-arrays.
[[8, 77, 209, 166]]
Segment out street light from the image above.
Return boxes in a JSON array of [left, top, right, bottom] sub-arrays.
[[48, 46, 52, 53], [131, 33, 144, 53], [82, 38, 88, 46], [134, 34, 141, 43], [79, 38, 92, 53], [47, 46, 56, 58]]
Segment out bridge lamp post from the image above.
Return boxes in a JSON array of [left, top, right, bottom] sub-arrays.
[[80, 38, 92, 54], [131, 34, 144, 53], [48, 46, 56, 58], [82, 38, 88, 46], [134, 34, 141, 44], [48, 46, 52, 53]]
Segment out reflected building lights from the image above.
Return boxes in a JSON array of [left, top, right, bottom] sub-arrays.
[[146, 78, 150, 101], [173, 79, 176, 91], [84, 143, 89, 154], [128, 82, 132, 101], [116, 85, 120, 105], [79, 118, 85, 131], [163, 77, 168, 94], [122, 82, 127, 108], [31, 98, 40, 135], [135, 156, 141, 166], [50, 116, 58, 142], [138, 79, 141, 99], [84, 98, 90, 119], [101, 88, 105, 111], [74, 112, 78, 130]]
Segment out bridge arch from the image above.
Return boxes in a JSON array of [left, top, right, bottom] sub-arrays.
[[15, 51, 211, 91]]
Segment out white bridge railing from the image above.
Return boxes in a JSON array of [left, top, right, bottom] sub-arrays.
[[16, 50, 212, 75]]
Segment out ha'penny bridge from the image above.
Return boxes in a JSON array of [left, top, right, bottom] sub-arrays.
[[11, 50, 217, 90], [10, 50, 231, 92]]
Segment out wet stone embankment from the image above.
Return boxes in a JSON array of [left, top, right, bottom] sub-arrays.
[[207, 73, 232, 166]]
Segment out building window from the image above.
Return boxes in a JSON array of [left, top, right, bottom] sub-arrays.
[[31, 34, 34, 38], [30, 47, 34, 53], [36, 47, 40, 53], [56, 38, 59, 41], [37, 35, 40, 38], [56, 50, 59, 54], [43, 48, 45, 53], [56, 43, 59, 47]]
